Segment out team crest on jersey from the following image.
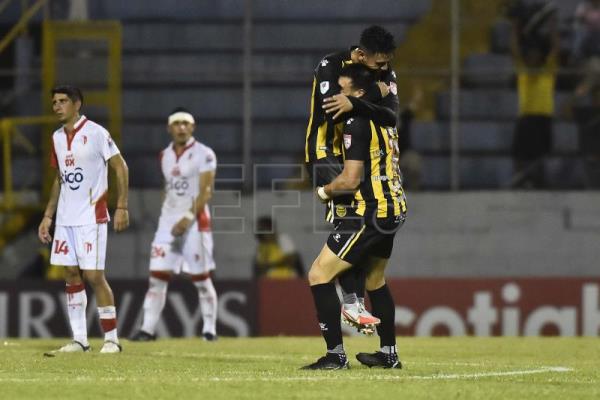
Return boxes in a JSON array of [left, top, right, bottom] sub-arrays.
[[390, 82, 397, 95], [335, 205, 347, 218], [343, 134, 352, 149], [320, 81, 329, 94], [83, 135, 87, 145], [171, 166, 181, 177]]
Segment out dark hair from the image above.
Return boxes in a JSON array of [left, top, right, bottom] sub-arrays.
[[339, 64, 376, 92], [256, 216, 274, 232], [169, 106, 192, 116], [51, 85, 84, 107], [359, 25, 396, 55]]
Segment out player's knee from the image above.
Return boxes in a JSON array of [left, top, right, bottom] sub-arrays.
[[365, 273, 385, 291], [64, 268, 81, 284], [308, 260, 330, 285], [82, 271, 106, 287]]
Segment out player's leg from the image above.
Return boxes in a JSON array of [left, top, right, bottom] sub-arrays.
[[184, 229, 218, 341], [131, 242, 176, 341], [190, 272, 217, 340], [77, 223, 121, 353], [338, 266, 379, 333], [356, 235, 402, 368], [50, 226, 90, 353], [301, 244, 352, 370]]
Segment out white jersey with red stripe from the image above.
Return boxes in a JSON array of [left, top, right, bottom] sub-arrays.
[[50, 115, 120, 226], [155, 137, 216, 239]]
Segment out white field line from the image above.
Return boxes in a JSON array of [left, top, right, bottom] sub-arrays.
[[0, 366, 573, 383]]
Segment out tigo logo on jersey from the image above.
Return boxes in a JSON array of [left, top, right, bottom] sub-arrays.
[[166, 177, 189, 196], [343, 134, 352, 149], [320, 81, 329, 94], [62, 167, 84, 190]]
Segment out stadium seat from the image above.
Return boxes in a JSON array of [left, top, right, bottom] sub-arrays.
[[462, 53, 514, 88], [95, 0, 431, 20]]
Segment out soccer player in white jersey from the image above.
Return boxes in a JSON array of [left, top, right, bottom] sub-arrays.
[[130, 107, 218, 342], [37, 85, 129, 354]]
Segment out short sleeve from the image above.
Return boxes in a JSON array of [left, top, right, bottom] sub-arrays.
[[50, 137, 58, 168], [199, 147, 217, 173], [98, 128, 120, 162], [343, 117, 370, 161]]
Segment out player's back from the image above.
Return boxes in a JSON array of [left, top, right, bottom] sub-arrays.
[[305, 50, 352, 163]]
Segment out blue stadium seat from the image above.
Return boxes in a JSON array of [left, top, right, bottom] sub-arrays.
[[462, 53, 514, 88], [94, 0, 431, 20]]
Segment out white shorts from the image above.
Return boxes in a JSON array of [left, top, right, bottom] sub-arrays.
[[149, 222, 215, 275], [50, 224, 108, 270]]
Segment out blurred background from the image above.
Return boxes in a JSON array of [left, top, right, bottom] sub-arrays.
[[0, 0, 599, 338]]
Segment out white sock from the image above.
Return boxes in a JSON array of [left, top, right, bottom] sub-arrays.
[[194, 278, 218, 335], [66, 283, 88, 345], [98, 306, 118, 343], [140, 276, 168, 335]]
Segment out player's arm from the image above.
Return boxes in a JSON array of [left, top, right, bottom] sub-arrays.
[[38, 172, 61, 244], [323, 81, 398, 126], [321, 159, 364, 198], [316, 118, 367, 200], [314, 56, 343, 125], [108, 154, 129, 232], [171, 170, 216, 237]]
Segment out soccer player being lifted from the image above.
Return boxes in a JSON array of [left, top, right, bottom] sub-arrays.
[[38, 85, 129, 354], [304, 25, 399, 334], [131, 108, 219, 342], [303, 64, 407, 370]]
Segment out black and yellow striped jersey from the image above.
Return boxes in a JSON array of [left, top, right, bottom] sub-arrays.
[[305, 49, 400, 164], [342, 116, 407, 220]]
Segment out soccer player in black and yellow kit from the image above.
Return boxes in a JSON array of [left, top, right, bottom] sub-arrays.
[[304, 25, 399, 333], [302, 64, 406, 370]]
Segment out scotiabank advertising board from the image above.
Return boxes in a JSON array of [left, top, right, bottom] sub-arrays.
[[2, 278, 600, 337], [258, 278, 600, 337]]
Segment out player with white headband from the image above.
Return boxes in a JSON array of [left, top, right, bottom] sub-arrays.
[[131, 107, 219, 341]]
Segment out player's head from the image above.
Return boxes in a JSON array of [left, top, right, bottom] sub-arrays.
[[356, 25, 396, 70], [167, 107, 196, 145], [338, 64, 375, 98], [255, 216, 276, 241], [51, 85, 83, 123]]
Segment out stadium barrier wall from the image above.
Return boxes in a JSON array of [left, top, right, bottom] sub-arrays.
[[111, 190, 600, 279], [2, 278, 600, 338]]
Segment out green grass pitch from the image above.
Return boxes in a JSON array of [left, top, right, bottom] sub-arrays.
[[1, 337, 598, 399]]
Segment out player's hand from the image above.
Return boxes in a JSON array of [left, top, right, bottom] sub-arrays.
[[114, 209, 129, 232], [377, 81, 390, 97], [323, 94, 353, 120], [38, 216, 53, 244], [315, 186, 331, 204], [171, 217, 193, 237]]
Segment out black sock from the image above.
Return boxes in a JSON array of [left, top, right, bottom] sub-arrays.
[[354, 267, 366, 300], [337, 270, 356, 298], [368, 284, 396, 348], [310, 283, 343, 352]]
